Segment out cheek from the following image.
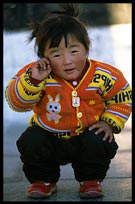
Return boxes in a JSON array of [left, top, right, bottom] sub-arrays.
[[75, 57, 86, 69], [50, 59, 61, 71]]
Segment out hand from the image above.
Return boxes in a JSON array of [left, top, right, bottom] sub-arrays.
[[89, 121, 113, 143], [31, 58, 52, 81]]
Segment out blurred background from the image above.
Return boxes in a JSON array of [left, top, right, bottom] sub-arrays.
[[3, 3, 132, 201], [4, 3, 131, 30]]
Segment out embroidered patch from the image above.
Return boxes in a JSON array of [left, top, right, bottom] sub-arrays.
[[89, 100, 96, 106], [46, 94, 62, 124]]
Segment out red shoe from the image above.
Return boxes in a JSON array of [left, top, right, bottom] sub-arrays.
[[27, 181, 57, 198], [80, 180, 103, 198]]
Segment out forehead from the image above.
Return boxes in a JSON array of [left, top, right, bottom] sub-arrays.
[[45, 34, 81, 50]]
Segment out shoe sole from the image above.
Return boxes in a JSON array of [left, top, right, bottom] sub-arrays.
[[80, 190, 103, 198], [27, 186, 57, 199]]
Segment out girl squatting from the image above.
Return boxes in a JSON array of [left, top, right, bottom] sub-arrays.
[[6, 3, 132, 199]]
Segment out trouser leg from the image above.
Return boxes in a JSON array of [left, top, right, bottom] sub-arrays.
[[72, 128, 119, 182], [16, 126, 60, 183]]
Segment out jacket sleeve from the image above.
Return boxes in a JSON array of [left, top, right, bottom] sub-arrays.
[[5, 63, 46, 112], [100, 68, 132, 134]]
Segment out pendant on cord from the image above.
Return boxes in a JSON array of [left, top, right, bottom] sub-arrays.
[[72, 90, 80, 107]]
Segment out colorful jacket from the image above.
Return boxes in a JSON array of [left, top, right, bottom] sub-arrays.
[[5, 59, 132, 139]]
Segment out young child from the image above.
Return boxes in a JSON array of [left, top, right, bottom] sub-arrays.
[[5, 3, 132, 199]]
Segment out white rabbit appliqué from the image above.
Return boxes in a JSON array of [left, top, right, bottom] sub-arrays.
[[46, 94, 62, 124]]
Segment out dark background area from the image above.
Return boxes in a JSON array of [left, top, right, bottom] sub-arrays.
[[3, 3, 132, 31]]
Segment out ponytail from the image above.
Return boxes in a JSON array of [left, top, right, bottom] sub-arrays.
[[55, 3, 80, 18], [27, 20, 40, 42]]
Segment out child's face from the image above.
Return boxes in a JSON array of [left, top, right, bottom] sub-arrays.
[[44, 35, 87, 81]]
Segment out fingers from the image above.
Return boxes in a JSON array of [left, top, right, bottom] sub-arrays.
[[92, 126, 113, 142], [33, 58, 50, 70], [37, 58, 49, 70], [89, 123, 104, 134], [89, 124, 99, 131], [89, 122, 113, 143], [31, 58, 52, 80], [37, 58, 52, 74], [103, 132, 113, 143], [95, 127, 104, 135], [42, 58, 51, 70]]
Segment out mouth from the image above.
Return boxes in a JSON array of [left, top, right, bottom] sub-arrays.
[[64, 68, 75, 74]]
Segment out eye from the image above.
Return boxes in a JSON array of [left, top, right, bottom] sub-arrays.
[[49, 105, 52, 108], [54, 106, 57, 109], [72, 50, 78, 53], [53, 54, 60, 58]]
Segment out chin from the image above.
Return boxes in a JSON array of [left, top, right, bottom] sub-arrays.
[[64, 74, 79, 81], [65, 77, 77, 81]]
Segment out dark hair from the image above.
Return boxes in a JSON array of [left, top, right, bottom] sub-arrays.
[[28, 3, 90, 58]]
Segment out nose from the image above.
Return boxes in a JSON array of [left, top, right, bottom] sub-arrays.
[[63, 53, 72, 66]]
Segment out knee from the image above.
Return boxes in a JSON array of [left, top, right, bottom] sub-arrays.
[[81, 128, 105, 146], [16, 126, 49, 154], [16, 126, 53, 157], [80, 128, 118, 159], [16, 126, 55, 163]]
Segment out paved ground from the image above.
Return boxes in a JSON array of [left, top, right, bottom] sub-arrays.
[[3, 117, 132, 202]]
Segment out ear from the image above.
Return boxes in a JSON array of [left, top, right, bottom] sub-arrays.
[[48, 95, 53, 102], [55, 94, 60, 102]]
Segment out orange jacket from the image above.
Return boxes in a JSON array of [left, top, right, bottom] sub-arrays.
[[6, 59, 132, 138]]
